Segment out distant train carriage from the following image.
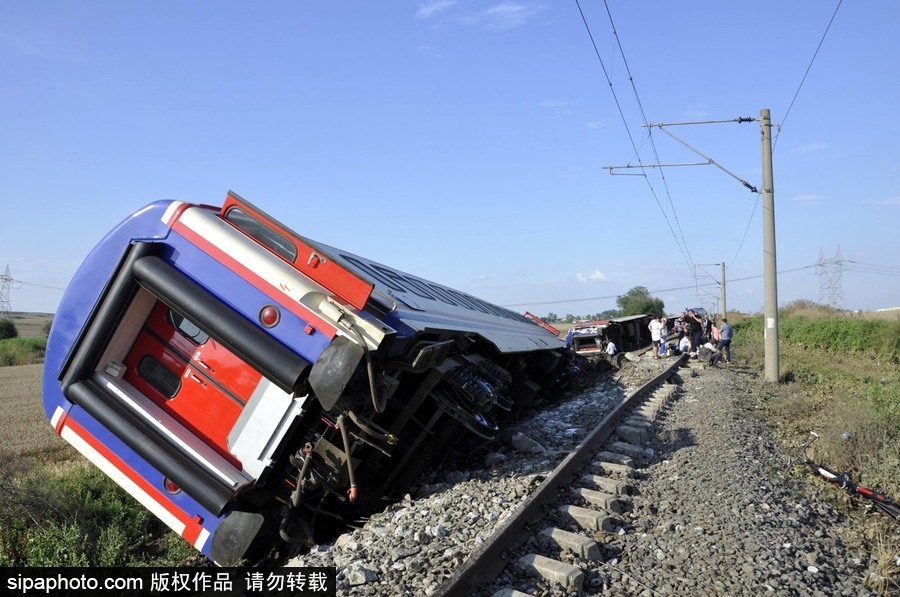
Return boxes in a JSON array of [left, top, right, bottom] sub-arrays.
[[566, 314, 651, 360], [42, 192, 576, 565], [612, 314, 652, 351], [567, 320, 611, 356]]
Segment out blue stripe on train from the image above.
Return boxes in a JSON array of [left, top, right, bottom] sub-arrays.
[[160, 230, 333, 367]]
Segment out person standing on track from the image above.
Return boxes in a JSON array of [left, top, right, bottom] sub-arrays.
[[659, 317, 669, 357], [686, 309, 703, 357], [717, 318, 734, 362], [648, 315, 663, 360]]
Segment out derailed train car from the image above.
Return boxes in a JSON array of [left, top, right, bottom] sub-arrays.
[[567, 314, 652, 359], [42, 192, 575, 565]]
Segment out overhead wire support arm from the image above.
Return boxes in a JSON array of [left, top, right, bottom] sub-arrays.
[[643, 117, 756, 127], [643, 122, 760, 193], [604, 161, 712, 175]]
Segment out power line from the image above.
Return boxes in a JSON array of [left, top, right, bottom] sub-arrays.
[[773, 0, 844, 152], [0, 266, 65, 315], [503, 257, 900, 310], [844, 261, 900, 277], [619, 115, 763, 270], [645, 122, 759, 193], [730, 191, 762, 265], [16, 280, 66, 291], [573, 0, 695, 276], [501, 263, 817, 308], [600, 0, 695, 270]]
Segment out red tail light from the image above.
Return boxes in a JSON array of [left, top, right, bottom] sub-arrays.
[[259, 305, 280, 328]]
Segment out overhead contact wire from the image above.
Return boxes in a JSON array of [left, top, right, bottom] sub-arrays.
[[574, 0, 695, 276], [602, 0, 695, 270], [773, 0, 844, 153]]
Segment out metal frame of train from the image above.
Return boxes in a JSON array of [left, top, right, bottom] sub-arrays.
[[42, 192, 577, 566]]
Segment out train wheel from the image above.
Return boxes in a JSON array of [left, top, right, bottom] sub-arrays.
[[430, 386, 499, 440]]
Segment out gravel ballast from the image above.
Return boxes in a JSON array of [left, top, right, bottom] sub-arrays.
[[288, 358, 891, 595], [602, 363, 880, 596]]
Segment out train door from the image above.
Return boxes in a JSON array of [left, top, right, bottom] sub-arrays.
[[122, 301, 261, 466]]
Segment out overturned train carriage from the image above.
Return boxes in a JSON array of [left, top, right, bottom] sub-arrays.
[[42, 192, 575, 565]]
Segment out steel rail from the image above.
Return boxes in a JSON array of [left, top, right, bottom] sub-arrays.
[[435, 354, 687, 596]]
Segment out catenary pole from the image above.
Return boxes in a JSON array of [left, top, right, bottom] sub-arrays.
[[721, 263, 726, 321], [760, 109, 780, 382]]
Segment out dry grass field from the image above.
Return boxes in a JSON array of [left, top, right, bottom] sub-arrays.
[[0, 312, 74, 465], [0, 364, 75, 467], [6, 311, 54, 339]]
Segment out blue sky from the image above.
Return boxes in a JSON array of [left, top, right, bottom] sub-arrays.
[[2, 1, 899, 318]]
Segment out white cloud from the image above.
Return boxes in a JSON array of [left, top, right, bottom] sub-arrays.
[[585, 121, 605, 129], [416, 0, 459, 19], [460, 2, 544, 31], [576, 270, 609, 283], [419, 2, 544, 31], [484, 3, 542, 30]]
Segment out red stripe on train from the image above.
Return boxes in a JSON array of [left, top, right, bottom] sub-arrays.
[[63, 417, 206, 544], [171, 218, 338, 339]]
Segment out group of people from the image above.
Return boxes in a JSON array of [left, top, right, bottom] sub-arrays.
[[647, 310, 733, 364]]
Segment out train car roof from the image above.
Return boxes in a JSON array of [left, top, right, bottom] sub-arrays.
[[215, 194, 563, 354], [611, 314, 650, 323]]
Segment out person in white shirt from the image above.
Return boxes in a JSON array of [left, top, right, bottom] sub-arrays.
[[606, 341, 617, 356], [659, 317, 669, 357], [648, 316, 663, 360]]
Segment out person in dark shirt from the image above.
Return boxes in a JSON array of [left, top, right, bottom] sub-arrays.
[[687, 309, 703, 356]]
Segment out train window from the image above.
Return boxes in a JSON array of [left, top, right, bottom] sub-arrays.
[[168, 310, 209, 345], [224, 207, 298, 262], [137, 355, 181, 399]]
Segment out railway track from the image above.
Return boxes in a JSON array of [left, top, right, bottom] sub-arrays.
[[276, 350, 884, 595], [287, 352, 687, 594], [436, 354, 685, 596]]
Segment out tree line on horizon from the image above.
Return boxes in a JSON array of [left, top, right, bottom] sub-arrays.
[[541, 286, 665, 324]]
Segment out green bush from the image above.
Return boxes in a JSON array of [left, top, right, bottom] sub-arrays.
[[869, 378, 900, 432], [0, 337, 46, 366], [0, 463, 193, 567], [732, 311, 899, 498], [780, 316, 899, 362], [25, 524, 90, 566], [0, 319, 17, 340], [736, 313, 900, 365]]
